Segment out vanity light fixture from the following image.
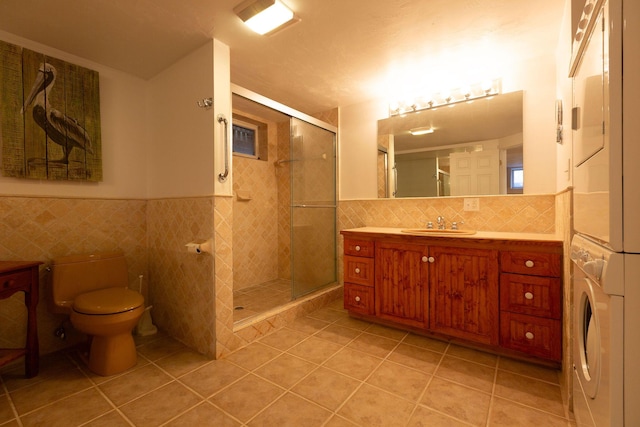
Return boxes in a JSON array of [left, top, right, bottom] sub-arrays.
[[409, 127, 434, 136], [234, 0, 299, 35], [389, 78, 502, 117]]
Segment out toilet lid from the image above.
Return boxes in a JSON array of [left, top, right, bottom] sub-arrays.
[[73, 288, 144, 315]]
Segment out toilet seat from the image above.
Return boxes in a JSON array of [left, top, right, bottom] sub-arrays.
[[73, 288, 144, 315]]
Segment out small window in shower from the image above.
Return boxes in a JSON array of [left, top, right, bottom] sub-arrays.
[[233, 119, 258, 158]]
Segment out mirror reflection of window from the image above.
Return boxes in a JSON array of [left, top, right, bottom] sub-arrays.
[[508, 167, 524, 194]]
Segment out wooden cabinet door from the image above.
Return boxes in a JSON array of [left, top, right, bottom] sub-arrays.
[[429, 246, 499, 345], [375, 241, 429, 329]]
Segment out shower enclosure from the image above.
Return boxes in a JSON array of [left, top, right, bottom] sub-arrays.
[[231, 88, 337, 322]]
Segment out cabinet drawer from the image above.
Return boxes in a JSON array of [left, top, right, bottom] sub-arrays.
[[344, 283, 375, 315], [344, 255, 375, 286], [500, 273, 561, 319], [500, 312, 561, 361], [344, 238, 374, 258], [501, 251, 561, 277], [0, 270, 31, 294]]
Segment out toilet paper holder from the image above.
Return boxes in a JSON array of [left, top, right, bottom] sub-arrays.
[[185, 238, 213, 254]]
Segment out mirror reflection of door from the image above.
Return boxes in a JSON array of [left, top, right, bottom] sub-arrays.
[[377, 147, 388, 198]]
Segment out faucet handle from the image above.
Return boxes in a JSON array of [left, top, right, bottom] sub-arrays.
[[426, 221, 433, 229], [451, 221, 464, 230]]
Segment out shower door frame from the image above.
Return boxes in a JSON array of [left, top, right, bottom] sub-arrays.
[[231, 84, 338, 300]]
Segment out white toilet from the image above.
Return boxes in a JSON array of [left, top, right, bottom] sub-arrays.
[[49, 251, 144, 376]]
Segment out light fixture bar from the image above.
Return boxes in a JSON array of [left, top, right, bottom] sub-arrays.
[[409, 127, 434, 136], [235, 0, 298, 35]]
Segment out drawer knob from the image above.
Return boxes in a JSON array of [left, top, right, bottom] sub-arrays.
[[525, 260, 535, 268], [525, 332, 535, 340], [524, 292, 534, 300], [355, 296, 361, 302], [355, 245, 361, 252], [355, 268, 361, 274], [428, 256, 435, 263], [422, 256, 428, 263]]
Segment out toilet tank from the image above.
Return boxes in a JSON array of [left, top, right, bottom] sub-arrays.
[[50, 251, 129, 314]]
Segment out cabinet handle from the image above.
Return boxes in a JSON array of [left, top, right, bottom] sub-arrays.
[[524, 292, 534, 300], [422, 256, 428, 263], [525, 260, 535, 268], [355, 245, 361, 252], [355, 296, 361, 302], [428, 256, 435, 263], [355, 268, 361, 274], [525, 332, 535, 340]]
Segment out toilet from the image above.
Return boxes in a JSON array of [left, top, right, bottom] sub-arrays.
[[49, 251, 145, 376]]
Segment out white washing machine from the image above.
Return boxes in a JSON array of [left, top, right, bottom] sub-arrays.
[[571, 235, 624, 426]]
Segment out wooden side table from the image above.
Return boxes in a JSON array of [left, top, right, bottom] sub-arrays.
[[0, 261, 42, 378]]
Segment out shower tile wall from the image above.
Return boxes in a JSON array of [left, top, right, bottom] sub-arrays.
[[232, 113, 280, 291], [0, 196, 147, 356]]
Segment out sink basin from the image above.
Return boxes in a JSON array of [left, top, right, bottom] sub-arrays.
[[400, 229, 477, 236]]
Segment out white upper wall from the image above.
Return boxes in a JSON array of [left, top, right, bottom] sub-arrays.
[[0, 30, 149, 199], [338, 52, 561, 199]]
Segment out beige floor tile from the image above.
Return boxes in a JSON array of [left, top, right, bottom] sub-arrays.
[[209, 374, 284, 422], [9, 365, 94, 415], [306, 307, 349, 323], [333, 315, 374, 331], [136, 336, 187, 361], [421, 377, 491, 425], [324, 415, 361, 427], [154, 348, 211, 378], [324, 348, 382, 381], [248, 392, 332, 426], [165, 402, 240, 426], [364, 323, 409, 340], [0, 351, 77, 392], [20, 388, 112, 427], [224, 342, 282, 371], [339, 384, 415, 427], [287, 316, 331, 334], [0, 393, 15, 424], [314, 324, 362, 345], [253, 353, 316, 388], [366, 361, 430, 402], [291, 367, 361, 411], [489, 397, 571, 427], [179, 359, 248, 398], [498, 357, 561, 384], [287, 335, 343, 364], [83, 410, 132, 427], [494, 370, 565, 417], [401, 334, 449, 353], [258, 327, 311, 351], [119, 382, 201, 426], [346, 332, 400, 358], [435, 356, 496, 393], [387, 343, 443, 374], [98, 364, 173, 406], [406, 405, 471, 427], [446, 344, 499, 367]]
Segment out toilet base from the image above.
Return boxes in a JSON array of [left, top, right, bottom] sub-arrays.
[[85, 332, 138, 376]]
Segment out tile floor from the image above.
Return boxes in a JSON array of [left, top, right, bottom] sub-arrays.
[[0, 299, 575, 426], [233, 279, 292, 322]]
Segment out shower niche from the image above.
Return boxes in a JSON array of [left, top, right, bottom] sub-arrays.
[[231, 88, 337, 323]]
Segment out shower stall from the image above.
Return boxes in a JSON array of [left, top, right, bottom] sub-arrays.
[[231, 88, 337, 323]]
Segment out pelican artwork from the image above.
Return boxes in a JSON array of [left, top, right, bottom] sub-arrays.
[[22, 62, 94, 164]]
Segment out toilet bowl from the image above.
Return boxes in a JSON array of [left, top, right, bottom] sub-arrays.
[[49, 252, 145, 376]]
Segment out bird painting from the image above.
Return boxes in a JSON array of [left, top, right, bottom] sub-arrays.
[[22, 62, 94, 165]]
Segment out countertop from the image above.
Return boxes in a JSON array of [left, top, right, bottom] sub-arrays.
[[341, 227, 562, 243]]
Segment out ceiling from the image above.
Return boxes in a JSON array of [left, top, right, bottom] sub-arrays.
[[0, 0, 566, 115]]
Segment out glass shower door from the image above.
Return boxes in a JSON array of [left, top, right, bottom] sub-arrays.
[[290, 117, 337, 298]]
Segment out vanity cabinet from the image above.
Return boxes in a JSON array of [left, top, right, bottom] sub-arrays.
[[375, 241, 429, 329], [341, 228, 563, 364], [429, 246, 499, 346], [499, 251, 562, 361]]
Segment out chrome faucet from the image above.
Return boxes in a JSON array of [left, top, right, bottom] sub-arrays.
[[436, 216, 446, 230]]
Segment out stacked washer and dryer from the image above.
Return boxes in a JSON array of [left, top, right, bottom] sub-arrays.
[[570, 0, 640, 426]]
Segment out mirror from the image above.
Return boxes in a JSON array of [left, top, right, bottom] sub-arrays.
[[377, 91, 524, 198]]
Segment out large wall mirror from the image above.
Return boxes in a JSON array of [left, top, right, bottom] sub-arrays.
[[377, 90, 524, 198]]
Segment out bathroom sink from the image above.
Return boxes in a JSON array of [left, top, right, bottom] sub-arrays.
[[400, 229, 477, 236]]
